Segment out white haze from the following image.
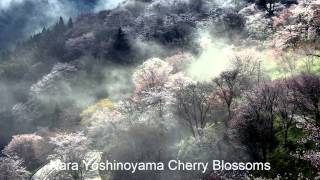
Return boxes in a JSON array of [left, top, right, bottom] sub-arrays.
[[0, 0, 126, 42], [95, 0, 126, 12], [0, 0, 24, 10], [187, 31, 235, 81]]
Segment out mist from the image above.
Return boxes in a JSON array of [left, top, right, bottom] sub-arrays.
[[0, 0, 319, 179], [0, 0, 126, 50], [187, 31, 235, 81], [95, 0, 125, 12]]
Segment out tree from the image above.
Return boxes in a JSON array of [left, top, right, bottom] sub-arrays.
[[86, 101, 179, 180], [286, 75, 320, 171], [214, 55, 259, 126], [113, 27, 130, 52], [275, 80, 297, 148], [133, 58, 173, 93], [174, 82, 218, 138], [287, 74, 320, 125], [294, 121, 320, 171], [131, 58, 176, 117], [110, 27, 133, 63], [54, 16, 66, 33], [233, 82, 280, 161], [137, 87, 171, 118], [3, 134, 50, 171], [48, 132, 92, 180], [266, 0, 276, 15], [297, 43, 320, 74], [0, 156, 30, 180], [41, 27, 47, 34], [255, 0, 267, 9], [214, 70, 240, 125], [255, 0, 276, 15], [123, 57, 192, 123], [67, 17, 73, 29]]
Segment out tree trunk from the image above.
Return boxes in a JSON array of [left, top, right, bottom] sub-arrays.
[[284, 128, 288, 149], [227, 104, 232, 127]]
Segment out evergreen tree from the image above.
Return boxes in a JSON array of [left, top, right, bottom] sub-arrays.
[[67, 17, 73, 29], [41, 27, 47, 33], [58, 16, 65, 27], [113, 27, 130, 51], [255, 0, 267, 9], [255, 0, 276, 15], [54, 16, 66, 33]]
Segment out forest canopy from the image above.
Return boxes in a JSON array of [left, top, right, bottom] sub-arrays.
[[0, 0, 320, 179]]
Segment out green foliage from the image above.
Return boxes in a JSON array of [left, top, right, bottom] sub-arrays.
[[273, 117, 304, 149], [81, 99, 115, 116], [262, 52, 320, 80], [296, 55, 320, 74], [253, 121, 317, 179], [254, 147, 317, 179]]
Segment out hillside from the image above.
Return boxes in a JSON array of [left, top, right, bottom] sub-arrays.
[[0, 0, 319, 179]]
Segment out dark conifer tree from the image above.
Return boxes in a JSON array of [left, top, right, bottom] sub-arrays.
[[58, 16, 65, 27], [67, 17, 73, 29], [113, 27, 130, 51], [53, 16, 66, 33], [41, 27, 47, 33], [109, 27, 132, 64]]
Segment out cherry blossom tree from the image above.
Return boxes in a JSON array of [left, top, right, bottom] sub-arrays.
[[0, 156, 30, 180], [48, 132, 91, 180], [86, 108, 125, 151], [3, 134, 50, 171], [281, 75, 320, 172], [214, 70, 240, 124], [165, 52, 193, 73], [174, 82, 219, 138], [287, 74, 320, 124], [214, 55, 259, 126], [133, 58, 173, 93], [131, 57, 193, 120], [294, 121, 320, 171], [86, 101, 180, 180]]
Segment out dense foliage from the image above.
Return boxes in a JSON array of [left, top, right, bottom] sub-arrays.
[[0, 0, 320, 179]]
